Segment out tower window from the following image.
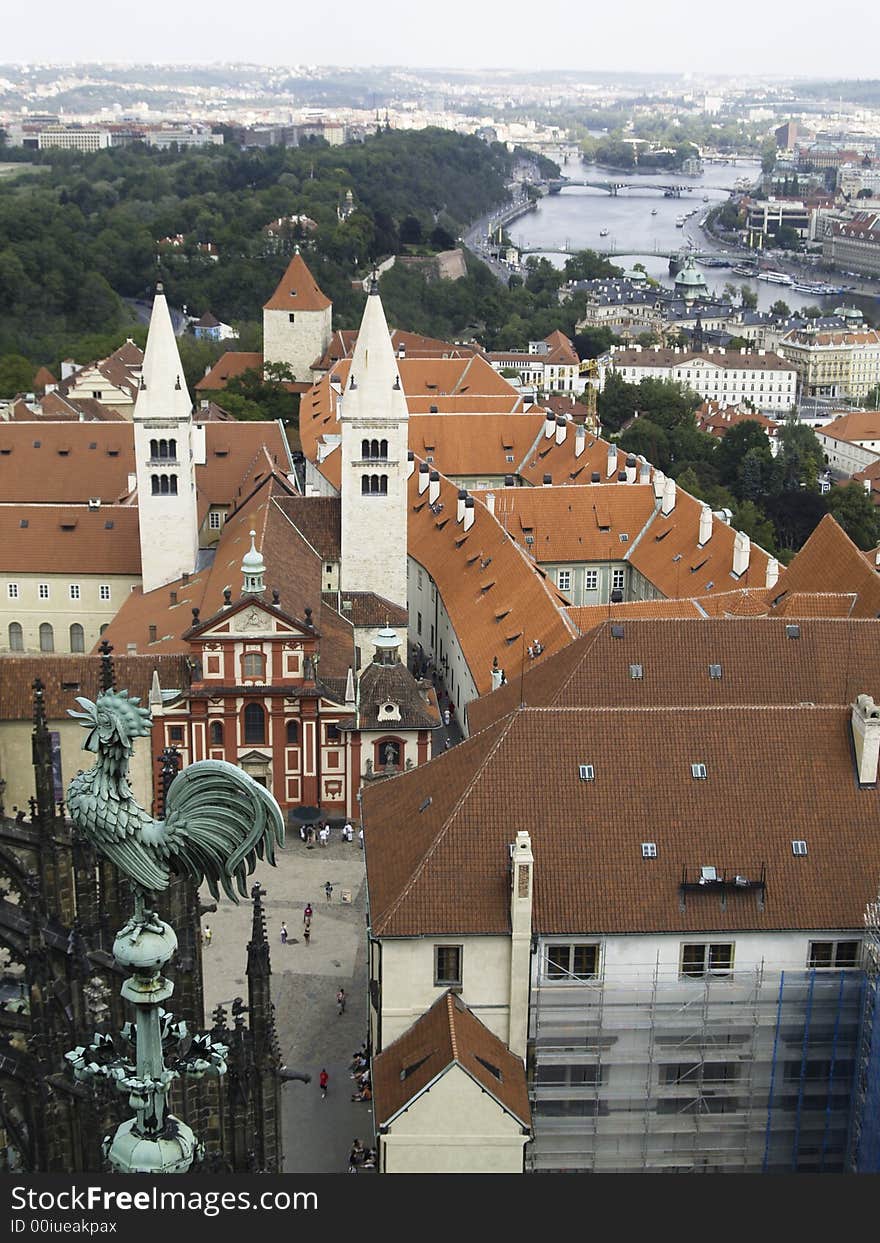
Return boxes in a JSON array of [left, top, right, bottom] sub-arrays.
[[289, 313, 295, 323], [361, 474, 387, 495]]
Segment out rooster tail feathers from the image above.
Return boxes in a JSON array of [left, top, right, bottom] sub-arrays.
[[162, 760, 285, 903]]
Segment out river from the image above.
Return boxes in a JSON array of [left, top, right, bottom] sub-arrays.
[[505, 157, 875, 317]]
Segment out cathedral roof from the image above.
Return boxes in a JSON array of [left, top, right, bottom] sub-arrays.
[[262, 251, 331, 313]]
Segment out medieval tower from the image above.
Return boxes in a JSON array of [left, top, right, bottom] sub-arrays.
[[340, 281, 409, 611], [262, 249, 333, 383], [134, 285, 200, 594]]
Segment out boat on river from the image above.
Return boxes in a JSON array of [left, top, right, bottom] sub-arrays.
[[599, 228, 609, 237], [651, 208, 658, 215], [757, 271, 792, 285]]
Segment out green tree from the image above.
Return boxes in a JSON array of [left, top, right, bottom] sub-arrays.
[[732, 499, 777, 553], [0, 353, 35, 396], [223, 363, 298, 423], [399, 215, 423, 245], [827, 483, 880, 549], [777, 422, 824, 491], [740, 285, 758, 310], [716, 420, 773, 489], [761, 140, 777, 175], [770, 300, 792, 319]]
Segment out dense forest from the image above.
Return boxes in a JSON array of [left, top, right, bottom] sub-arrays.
[[0, 128, 520, 361]]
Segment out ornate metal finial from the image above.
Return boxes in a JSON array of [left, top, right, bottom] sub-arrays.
[[368, 269, 379, 295], [191, 607, 200, 624], [393, 375, 401, 389], [272, 589, 280, 606], [98, 639, 115, 693], [223, 587, 232, 605], [32, 677, 47, 729], [64, 683, 285, 1173], [156, 282, 164, 295], [304, 605, 313, 628], [349, 375, 357, 390], [157, 746, 181, 817], [174, 375, 181, 390]]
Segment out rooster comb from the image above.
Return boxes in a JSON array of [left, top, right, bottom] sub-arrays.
[[69, 688, 152, 748]]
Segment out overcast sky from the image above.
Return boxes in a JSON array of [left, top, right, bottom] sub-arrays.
[[3, 0, 878, 79]]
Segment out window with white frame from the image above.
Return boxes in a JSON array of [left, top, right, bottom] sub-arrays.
[[38, 583, 49, 600], [208, 510, 223, 530], [611, 568, 625, 591], [584, 569, 598, 591], [680, 942, 734, 978], [434, 945, 462, 986], [7, 583, 18, 599], [641, 842, 657, 858], [557, 569, 571, 592], [99, 584, 111, 602], [807, 940, 860, 969], [545, 943, 600, 981], [69, 584, 81, 601]]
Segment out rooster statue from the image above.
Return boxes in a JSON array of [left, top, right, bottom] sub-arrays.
[[67, 688, 284, 902]]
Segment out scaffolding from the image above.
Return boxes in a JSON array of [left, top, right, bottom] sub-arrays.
[[527, 958, 865, 1173], [849, 894, 880, 1172]]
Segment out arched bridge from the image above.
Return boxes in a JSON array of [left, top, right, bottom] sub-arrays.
[[548, 179, 741, 197], [518, 245, 737, 261]]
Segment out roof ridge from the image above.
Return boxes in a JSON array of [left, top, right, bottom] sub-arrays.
[[545, 624, 609, 707], [447, 992, 458, 1061], [377, 713, 520, 928]]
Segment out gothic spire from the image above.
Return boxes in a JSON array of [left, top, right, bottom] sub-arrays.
[[134, 283, 192, 423], [342, 285, 409, 425]]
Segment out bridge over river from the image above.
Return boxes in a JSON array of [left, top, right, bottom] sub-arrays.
[[548, 179, 740, 196], [517, 244, 737, 263]]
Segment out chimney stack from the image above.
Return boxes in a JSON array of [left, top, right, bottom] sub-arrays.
[[463, 496, 475, 531], [457, 489, 468, 523], [428, 470, 440, 505], [698, 504, 713, 546], [544, 413, 555, 439], [507, 829, 534, 1060], [406, 449, 415, 479], [485, 492, 496, 516], [638, 457, 650, 484], [625, 454, 637, 484], [574, 425, 586, 458], [418, 462, 430, 494], [606, 442, 617, 478], [852, 694, 880, 784], [661, 477, 676, 516], [732, 530, 750, 577], [766, 557, 780, 589], [555, 416, 567, 445], [490, 658, 504, 691], [652, 469, 666, 502]]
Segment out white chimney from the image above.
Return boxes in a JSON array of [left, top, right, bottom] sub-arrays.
[[699, 503, 713, 546], [463, 497, 475, 531], [490, 663, 504, 691], [544, 413, 555, 439], [428, 471, 440, 505], [852, 694, 880, 784], [661, 477, 676, 516], [732, 530, 750, 577], [418, 463, 430, 494], [766, 557, 780, 589], [127, 472, 137, 494], [652, 469, 666, 502], [485, 492, 496, 516], [606, 442, 617, 478], [457, 490, 468, 523], [406, 451, 415, 480], [508, 829, 534, 1059], [625, 458, 637, 484], [555, 417, 567, 445], [639, 457, 650, 484], [574, 426, 586, 458]]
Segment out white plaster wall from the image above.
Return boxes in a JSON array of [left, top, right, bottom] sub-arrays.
[[816, 432, 880, 477], [382, 1068, 527, 1173], [379, 935, 512, 1049], [134, 421, 199, 595], [263, 307, 332, 383], [406, 557, 479, 730], [340, 420, 408, 609], [0, 573, 139, 653]]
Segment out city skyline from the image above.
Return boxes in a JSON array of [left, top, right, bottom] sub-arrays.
[[2, 0, 878, 80]]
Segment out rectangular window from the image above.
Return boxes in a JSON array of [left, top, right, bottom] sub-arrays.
[[208, 511, 223, 530], [326, 722, 341, 742], [434, 945, 462, 986], [38, 583, 50, 600], [169, 725, 184, 743], [242, 652, 265, 679], [641, 842, 657, 858], [579, 763, 595, 781], [545, 943, 600, 981], [808, 940, 860, 969], [612, 568, 625, 591], [557, 569, 571, 592], [69, 584, 81, 601], [417, 611, 422, 635], [99, 584, 111, 602], [680, 942, 734, 978], [7, 583, 18, 599], [584, 569, 598, 591]]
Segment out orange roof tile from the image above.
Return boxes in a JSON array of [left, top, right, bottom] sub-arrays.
[[262, 251, 331, 312], [492, 484, 656, 563], [0, 504, 141, 574], [769, 514, 880, 619], [195, 352, 263, 392]]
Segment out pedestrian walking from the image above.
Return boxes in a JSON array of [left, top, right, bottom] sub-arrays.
[[303, 919, 311, 945], [319, 1068, 328, 1099], [324, 881, 333, 903], [443, 707, 451, 727], [358, 827, 364, 850], [304, 902, 313, 923], [319, 825, 329, 847], [336, 987, 346, 1015], [203, 924, 212, 948], [280, 921, 288, 945], [342, 820, 353, 842]]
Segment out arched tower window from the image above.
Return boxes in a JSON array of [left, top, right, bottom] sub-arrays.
[[379, 439, 388, 459], [378, 474, 388, 494], [151, 475, 160, 494], [39, 622, 54, 652], [8, 622, 23, 651], [243, 702, 266, 745], [168, 438, 177, 460], [69, 623, 84, 653], [169, 475, 178, 495], [150, 438, 159, 458], [361, 438, 370, 460]]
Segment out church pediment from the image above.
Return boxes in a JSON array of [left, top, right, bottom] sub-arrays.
[[190, 600, 308, 640]]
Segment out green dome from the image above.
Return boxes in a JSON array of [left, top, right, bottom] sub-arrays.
[[834, 305, 863, 322], [674, 256, 708, 300], [624, 268, 648, 283]]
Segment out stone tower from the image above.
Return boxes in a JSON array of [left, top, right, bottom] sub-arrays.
[[340, 281, 410, 611], [262, 249, 332, 383], [134, 285, 200, 594]]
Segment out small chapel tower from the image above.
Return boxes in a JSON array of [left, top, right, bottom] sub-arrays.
[[340, 280, 409, 611], [262, 248, 333, 383], [134, 284, 199, 594]]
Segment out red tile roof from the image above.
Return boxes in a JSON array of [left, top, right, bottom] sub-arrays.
[[0, 654, 190, 720], [0, 504, 141, 574], [262, 251, 331, 313], [195, 352, 263, 392], [372, 991, 531, 1130], [770, 513, 880, 618]]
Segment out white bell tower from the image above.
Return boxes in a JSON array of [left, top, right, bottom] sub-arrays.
[[340, 280, 409, 611], [134, 284, 200, 594]]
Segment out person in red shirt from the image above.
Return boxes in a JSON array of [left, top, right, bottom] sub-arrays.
[[319, 1068, 329, 1099]]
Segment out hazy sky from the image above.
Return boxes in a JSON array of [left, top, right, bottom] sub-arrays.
[[3, 0, 878, 79]]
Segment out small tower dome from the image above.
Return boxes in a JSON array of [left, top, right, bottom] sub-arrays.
[[241, 530, 265, 595], [374, 626, 400, 665], [674, 256, 709, 303]]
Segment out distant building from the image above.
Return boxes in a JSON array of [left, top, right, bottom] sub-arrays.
[[485, 331, 581, 396], [598, 345, 797, 413], [824, 212, 880, 278], [778, 324, 880, 400], [192, 311, 235, 342]]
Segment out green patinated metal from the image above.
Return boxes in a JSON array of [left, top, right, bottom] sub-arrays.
[[65, 687, 285, 1173]]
